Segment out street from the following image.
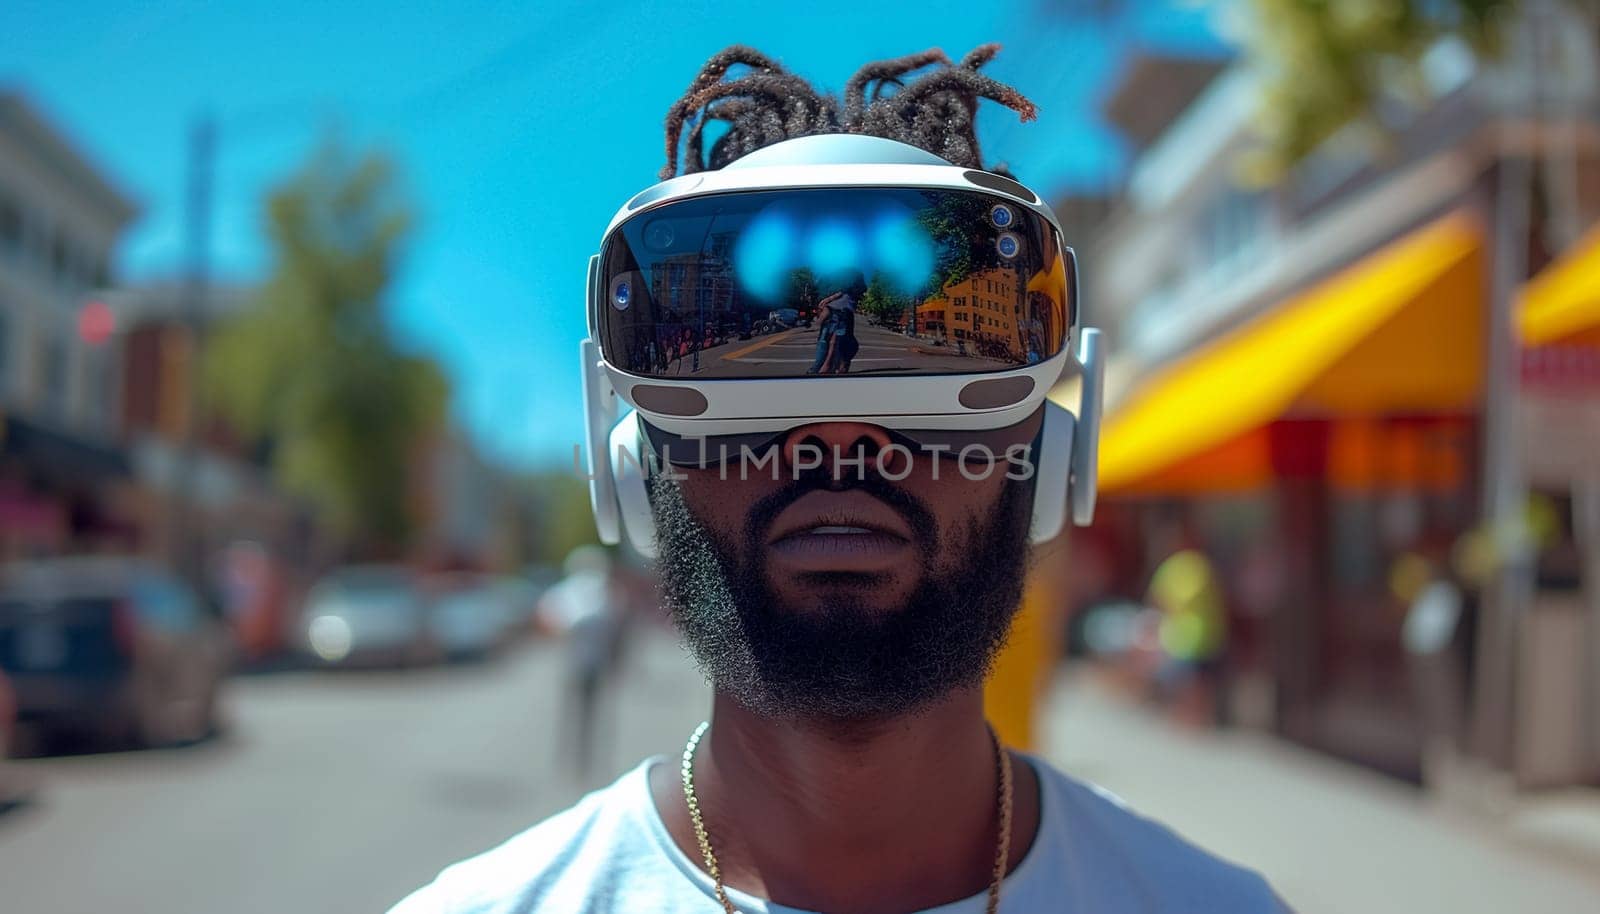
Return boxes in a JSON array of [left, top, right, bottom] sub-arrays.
[[659, 324, 1014, 378], [0, 630, 711, 914], [1040, 673, 1600, 914], [3, 630, 1598, 914]]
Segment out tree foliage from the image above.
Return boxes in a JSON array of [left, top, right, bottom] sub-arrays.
[[919, 192, 1003, 293], [1244, 0, 1520, 177], [206, 140, 447, 554], [785, 267, 819, 312], [858, 273, 912, 322], [523, 472, 600, 569]]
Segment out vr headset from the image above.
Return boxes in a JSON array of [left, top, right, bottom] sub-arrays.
[[581, 133, 1105, 558]]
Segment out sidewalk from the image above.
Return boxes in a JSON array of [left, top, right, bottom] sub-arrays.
[[1038, 669, 1600, 914]]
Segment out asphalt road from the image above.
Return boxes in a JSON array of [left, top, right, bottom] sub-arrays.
[[660, 324, 1015, 378], [5, 629, 1596, 914], [0, 629, 710, 914]]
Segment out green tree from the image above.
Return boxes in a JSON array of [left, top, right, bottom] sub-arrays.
[[206, 140, 447, 555], [918, 191, 1003, 292], [858, 274, 910, 324], [786, 267, 819, 312], [1243, 0, 1519, 177], [524, 472, 601, 569]]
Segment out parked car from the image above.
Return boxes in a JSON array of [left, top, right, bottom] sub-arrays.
[[503, 567, 559, 635], [754, 307, 802, 335], [0, 557, 231, 749], [300, 566, 432, 668], [424, 574, 515, 661], [0, 669, 14, 756], [0, 668, 26, 804]]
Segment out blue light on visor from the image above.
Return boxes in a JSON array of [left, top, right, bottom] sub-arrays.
[[600, 186, 1071, 379]]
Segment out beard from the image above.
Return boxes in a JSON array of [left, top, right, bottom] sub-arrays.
[[649, 469, 1033, 721]]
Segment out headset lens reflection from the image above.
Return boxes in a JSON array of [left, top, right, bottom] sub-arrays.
[[599, 188, 1072, 380]]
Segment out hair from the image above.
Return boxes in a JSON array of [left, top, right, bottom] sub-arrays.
[[660, 44, 1037, 181], [826, 269, 867, 297]]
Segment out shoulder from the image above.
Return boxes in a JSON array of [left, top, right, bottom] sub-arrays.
[[386, 762, 667, 914], [1029, 761, 1291, 913]]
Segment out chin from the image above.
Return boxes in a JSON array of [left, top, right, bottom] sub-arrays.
[[769, 574, 917, 619]]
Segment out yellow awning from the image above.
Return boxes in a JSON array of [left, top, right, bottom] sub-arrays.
[[1520, 222, 1600, 347], [1088, 211, 1485, 496]]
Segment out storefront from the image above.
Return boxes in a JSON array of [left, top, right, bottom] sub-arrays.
[[1513, 222, 1600, 787], [1072, 211, 1489, 779], [0, 413, 136, 560]]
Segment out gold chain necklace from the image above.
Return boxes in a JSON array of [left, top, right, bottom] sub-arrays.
[[680, 721, 1013, 914]]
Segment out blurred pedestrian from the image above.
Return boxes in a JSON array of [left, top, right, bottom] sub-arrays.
[[1145, 549, 1228, 728], [1395, 549, 1470, 785], [538, 545, 628, 780], [822, 273, 864, 373]]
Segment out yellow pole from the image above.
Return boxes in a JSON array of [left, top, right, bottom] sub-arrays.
[[985, 536, 1072, 750]]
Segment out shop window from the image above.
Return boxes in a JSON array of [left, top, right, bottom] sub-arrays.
[[86, 349, 113, 429], [1533, 492, 1583, 593], [1330, 497, 1386, 591], [0, 306, 9, 395], [0, 194, 21, 254], [42, 332, 67, 417], [50, 234, 65, 278]]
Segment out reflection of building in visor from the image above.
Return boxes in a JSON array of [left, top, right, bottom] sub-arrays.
[[599, 187, 1072, 380]]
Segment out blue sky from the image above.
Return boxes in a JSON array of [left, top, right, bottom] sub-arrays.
[[5, 0, 1225, 469]]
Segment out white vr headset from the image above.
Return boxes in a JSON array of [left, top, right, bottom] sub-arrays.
[[580, 134, 1104, 558]]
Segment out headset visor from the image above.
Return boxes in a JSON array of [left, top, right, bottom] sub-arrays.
[[598, 187, 1073, 380]]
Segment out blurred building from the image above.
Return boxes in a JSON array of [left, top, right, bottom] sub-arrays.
[[1048, 191, 1117, 256], [104, 282, 324, 658], [413, 424, 514, 572], [1057, 14, 1600, 790], [107, 284, 313, 549], [0, 91, 139, 559]]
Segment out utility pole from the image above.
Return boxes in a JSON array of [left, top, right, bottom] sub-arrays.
[[168, 111, 215, 588], [1472, 0, 1546, 771]]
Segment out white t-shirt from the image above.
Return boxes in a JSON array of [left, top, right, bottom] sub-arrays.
[[389, 756, 1290, 913]]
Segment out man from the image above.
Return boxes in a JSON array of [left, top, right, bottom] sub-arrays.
[[391, 45, 1289, 913]]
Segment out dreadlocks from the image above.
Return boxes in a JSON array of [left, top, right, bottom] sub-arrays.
[[659, 44, 1037, 181]]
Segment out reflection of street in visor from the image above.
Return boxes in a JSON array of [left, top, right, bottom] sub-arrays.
[[599, 188, 1071, 379]]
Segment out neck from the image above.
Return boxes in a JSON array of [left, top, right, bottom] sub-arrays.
[[653, 687, 1040, 914]]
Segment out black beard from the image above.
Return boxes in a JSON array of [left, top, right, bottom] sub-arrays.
[[648, 469, 1033, 722]]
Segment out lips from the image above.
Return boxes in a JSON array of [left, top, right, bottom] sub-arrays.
[[765, 490, 915, 572]]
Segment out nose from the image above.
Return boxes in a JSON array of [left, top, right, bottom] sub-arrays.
[[781, 422, 897, 481]]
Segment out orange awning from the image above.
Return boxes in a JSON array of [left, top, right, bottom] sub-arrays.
[[1519, 221, 1600, 347], [1083, 211, 1486, 496]]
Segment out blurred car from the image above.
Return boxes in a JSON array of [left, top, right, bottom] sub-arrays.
[[0, 669, 14, 761], [501, 567, 559, 635], [0, 667, 34, 804], [0, 557, 231, 749], [424, 573, 515, 661], [300, 566, 432, 668], [754, 307, 801, 334], [0, 669, 14, 757], [1066, 597, 1150, 659]]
